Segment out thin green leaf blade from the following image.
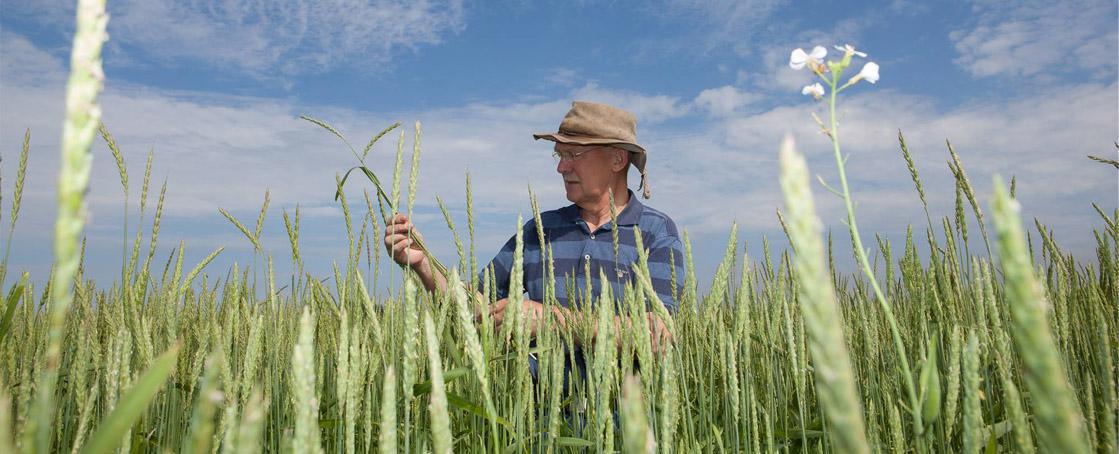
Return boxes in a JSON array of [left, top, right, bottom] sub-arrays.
[[80, 343, 180, 454]]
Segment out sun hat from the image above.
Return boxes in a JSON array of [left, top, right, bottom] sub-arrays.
[[533, 101, 651, 199]]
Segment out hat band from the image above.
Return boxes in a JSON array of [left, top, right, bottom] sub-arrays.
[[558, 128, 595, 138], [558, 128, 633, 142]]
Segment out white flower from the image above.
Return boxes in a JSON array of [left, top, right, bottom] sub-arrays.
[[833, 44, 867, 58], [789, 46, 827, 70], [857, 62, 880, 83], [801, 83, 826, 99]]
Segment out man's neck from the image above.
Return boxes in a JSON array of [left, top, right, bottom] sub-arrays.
[[579, 187, 630, 231]]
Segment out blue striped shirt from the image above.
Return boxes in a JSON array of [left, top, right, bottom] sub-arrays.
[[481, 190, 684, 312]]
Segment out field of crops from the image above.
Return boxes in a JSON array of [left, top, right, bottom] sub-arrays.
[[3, 1, 1117, 453], [2, 133, 1116, 454]]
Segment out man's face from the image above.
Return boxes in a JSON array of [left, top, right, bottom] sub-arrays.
[[554, 143, 622, 205]]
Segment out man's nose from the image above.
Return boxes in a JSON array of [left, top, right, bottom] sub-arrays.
[[556, 158, 571, 173]]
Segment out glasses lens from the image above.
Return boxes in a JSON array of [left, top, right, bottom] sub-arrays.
[[554, 147, 601, 162]]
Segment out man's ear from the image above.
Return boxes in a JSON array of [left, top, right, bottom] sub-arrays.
[[613, 149, 629, 171]]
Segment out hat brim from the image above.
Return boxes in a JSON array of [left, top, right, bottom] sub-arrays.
[[533, 132, 646, 168]]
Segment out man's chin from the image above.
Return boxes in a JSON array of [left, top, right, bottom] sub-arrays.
[[563, 185, 579, 202]]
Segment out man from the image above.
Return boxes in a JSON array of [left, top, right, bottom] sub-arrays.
[[383, 101, 684, 350]]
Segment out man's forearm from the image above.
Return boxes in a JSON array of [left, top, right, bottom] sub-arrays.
[[410, 256, 447, 294]]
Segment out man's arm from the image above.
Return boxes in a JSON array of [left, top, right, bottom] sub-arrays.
[[388, 214, 674, 350], [644, 231, 687, 313], [384, 213, 448, 294]]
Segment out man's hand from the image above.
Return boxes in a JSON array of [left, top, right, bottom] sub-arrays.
[[487, 299, 565, 337], [384, 213, 426, 268], [481, 298, 671, 353], [384, 213, 447, 294], [647, 312, 675, 354]]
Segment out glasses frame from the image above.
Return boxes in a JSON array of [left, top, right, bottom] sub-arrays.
[[552, 145, 613, 163]]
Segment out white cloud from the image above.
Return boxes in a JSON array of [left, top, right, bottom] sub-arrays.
[[694, 85, 760, 118], [7, 0, 466, 77], [543, 67, 580, 88], [2, 30, 1114, 288], [735, 70, 750, 85], [674, 83, 1118, 246], [0, 31, 67, 87], [950, 0, 1118, 79], [659, 0, 786, 53], [624, 0, 787, 62]]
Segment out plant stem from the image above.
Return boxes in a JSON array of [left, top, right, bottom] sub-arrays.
[[34, 0, 108, 452], [828, 78, 924, 446]]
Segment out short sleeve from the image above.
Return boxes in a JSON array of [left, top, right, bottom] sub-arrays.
[[644, 222, 685, 313], [480, 235, 516, 301]]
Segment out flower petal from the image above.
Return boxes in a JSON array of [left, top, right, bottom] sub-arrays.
[[789, 48, 808, 69], [809, 46, 828, 60], [801, 83, 825, 98], [833, 43, 867, 58], [858, 62, 880, 83]]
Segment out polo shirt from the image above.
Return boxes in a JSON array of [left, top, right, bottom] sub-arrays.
[[481, 190, 684, 312]]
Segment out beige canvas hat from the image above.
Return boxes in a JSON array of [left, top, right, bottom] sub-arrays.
[[533, 101, 651, 199]]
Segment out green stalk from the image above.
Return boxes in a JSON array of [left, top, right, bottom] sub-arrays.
[[0, 129, 30, 288], [826, 69, 922, 443], [990, 176, 1091, 453], [779, 136, 870, 453], [31, 1, 107, 453]]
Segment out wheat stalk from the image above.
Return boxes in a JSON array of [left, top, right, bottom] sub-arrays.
[[990, 176, 1091, 453], [35, 1, 108, 452], [621, 375, 655, 454], [379, 366, 397, 454], [778, 135, 870, 454], [424, 311, 453, 454], [291, 306, 323, 454]]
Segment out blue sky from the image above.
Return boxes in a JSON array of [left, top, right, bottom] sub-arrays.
[[1, 0, 1116, 293]]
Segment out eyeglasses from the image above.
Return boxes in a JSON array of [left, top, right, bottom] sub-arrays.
[[552, 146, 610, 163]]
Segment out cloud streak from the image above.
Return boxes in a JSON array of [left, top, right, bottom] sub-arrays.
[[7, 0, 466, 77], [950, 0, 1118, 80]]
